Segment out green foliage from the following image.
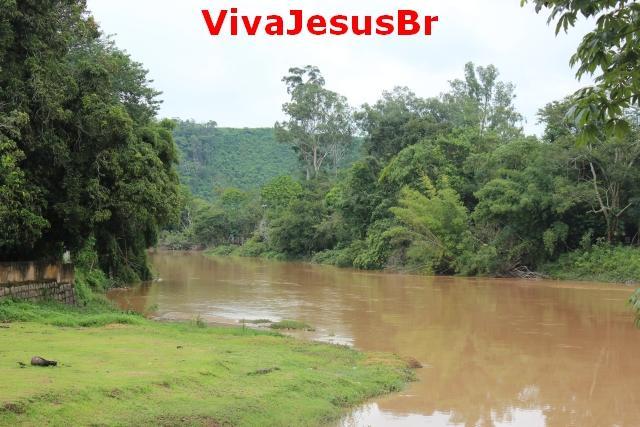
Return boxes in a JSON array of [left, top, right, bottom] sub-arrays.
[[0, 1, 180, 284], [357, 87, 439, 160], [312, 242, 365, 268], [268, 193, 327, 258], [276, 66, 355, 179], [261, 175, 303, 212], [0, 298, 141, 328], [327, 158, 382, 239], [631, 289, 640, 328], [206, 245, 238, 256], [390, 178, 472, 274], [523, 0, 640, 139], [352, 220, 399, 270], [235, 236, 269, 257], [173, 122, 299, 199], [469, 135, 597, 272], [544, 244, 640, 284], [0, 114, 49, 254], [446, 62, 523, 139]]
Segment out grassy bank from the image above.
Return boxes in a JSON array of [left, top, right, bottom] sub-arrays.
[[0, 300, 413, 426], [543, 245, 640, 284]]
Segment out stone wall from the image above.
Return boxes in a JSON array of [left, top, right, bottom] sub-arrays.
[[0, 262, 76, 305]]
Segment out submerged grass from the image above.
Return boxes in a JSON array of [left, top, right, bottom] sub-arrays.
[[270, 320, 315, 331], [0, 300, 413, 426]]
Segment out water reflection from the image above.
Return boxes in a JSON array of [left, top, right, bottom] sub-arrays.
[[108, 252, 640, 427]]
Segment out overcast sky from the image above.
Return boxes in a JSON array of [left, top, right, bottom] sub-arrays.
[[86, 0, 594, 135]]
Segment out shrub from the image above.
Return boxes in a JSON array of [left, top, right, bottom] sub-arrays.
[[544, 244, 640, 284], [236, 237, 268, 257]]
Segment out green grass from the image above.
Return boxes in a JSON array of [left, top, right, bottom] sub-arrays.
[[0, 299, 142, 328], [0, 301, 413, 426]]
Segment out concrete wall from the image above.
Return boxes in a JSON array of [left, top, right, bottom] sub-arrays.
[[0, 262, 76, 305]]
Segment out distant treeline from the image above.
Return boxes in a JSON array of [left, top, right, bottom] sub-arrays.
[[162, 63, 640, 286], [173, 121, 362, 200]]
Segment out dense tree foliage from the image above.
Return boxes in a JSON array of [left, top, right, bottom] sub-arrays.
[[524, 0, 640, 138], [276, 66, 355, 179], [173, 120, 362, 200], [173, 122, 299, 199], [0, 0, 180, 283], [184, 62, 639, 296]]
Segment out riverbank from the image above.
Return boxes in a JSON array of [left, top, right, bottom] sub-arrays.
[[205, 244, 640, 285], [0, 299, 414, 426]]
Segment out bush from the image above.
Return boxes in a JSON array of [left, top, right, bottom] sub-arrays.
[[312, 242, 364, 268], [352, 220, 398, 270], [236, 237, 269, 257], [544, 244, 640, 284]]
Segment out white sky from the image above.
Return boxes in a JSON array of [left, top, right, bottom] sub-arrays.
[[86, 0, 594, 135]]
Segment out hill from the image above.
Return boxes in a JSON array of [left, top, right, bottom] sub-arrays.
[[173, 121, 299, 199], [173, 120, 363, 199]]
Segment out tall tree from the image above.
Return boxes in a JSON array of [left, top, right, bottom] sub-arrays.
[[539, 99, 640, 243], [0, 0, 180, 283], [276, 66, 354, 180], [446, 62, 523, 138]]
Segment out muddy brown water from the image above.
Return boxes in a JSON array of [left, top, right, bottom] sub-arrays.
[[107, 251, 640, 427]]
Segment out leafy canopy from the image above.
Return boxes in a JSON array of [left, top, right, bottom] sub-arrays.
[[523, 0, 640, 139]]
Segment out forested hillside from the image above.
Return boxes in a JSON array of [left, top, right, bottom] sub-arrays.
[[173, 123, 298, 199], [173, 121, 363, 199]]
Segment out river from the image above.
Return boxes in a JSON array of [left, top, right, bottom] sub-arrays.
[[108, 251, 640, 427]]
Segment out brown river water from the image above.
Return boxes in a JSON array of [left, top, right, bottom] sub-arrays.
[[107, 251, 640, 427]]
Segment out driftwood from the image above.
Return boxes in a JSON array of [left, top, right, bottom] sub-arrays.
[[512, 266, 547, 280], [248, 367, 280, 376], [31, 356, 57, 367]]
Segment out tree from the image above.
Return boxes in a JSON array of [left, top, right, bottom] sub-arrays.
[[472, 137, 587, 271], [356, 87, 438, 160], [0, 112, 49, 256], [539, 100, 640, 243], [260, 175, 303, 212], [276, 66, 354, 179], [0, 1, 181, 283], [268, 194, 326, 257], [523, 0, 640, 138], [446, 62, 523, 138], [391, 177, 472, 274]]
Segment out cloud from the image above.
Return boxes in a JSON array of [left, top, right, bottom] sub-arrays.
[[86, 0, 594, 135]]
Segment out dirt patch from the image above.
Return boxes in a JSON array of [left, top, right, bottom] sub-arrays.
[[2, 402, 26, 414]]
